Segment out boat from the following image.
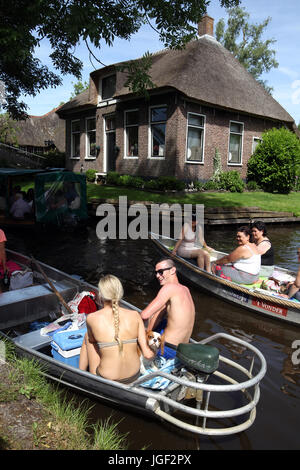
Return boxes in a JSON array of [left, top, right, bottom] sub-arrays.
[[150, 233, 300, 326], [0, 168, 88, 228], [0, 250, 266, 437]]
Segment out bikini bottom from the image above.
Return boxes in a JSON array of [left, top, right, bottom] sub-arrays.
[[96, 368, 140, 384]]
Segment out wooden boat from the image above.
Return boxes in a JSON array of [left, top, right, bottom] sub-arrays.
[[150, 233, 300, 326], [0, 250, 266, 436]]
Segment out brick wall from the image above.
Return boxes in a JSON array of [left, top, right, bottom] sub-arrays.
[[64, 92, 286, 181]]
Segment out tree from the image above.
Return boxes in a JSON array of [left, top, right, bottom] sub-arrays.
[[70, 80, 89, 99], [247, 127, 300, 194], [215, 6, 278, 93], [0, 113, 18, 146], [0, 0, 240, 119]]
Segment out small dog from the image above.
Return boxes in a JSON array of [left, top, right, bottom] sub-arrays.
[[139, 331, 165, 374]]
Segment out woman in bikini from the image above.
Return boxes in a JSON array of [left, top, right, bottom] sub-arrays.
[[79, 274, 154, 383], [211, 226, 261, 284], [172, 215, 213, 272]]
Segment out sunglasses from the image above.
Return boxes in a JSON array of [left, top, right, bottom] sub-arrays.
[[297, 252, 300, 256], [155, 267, 172, 276]]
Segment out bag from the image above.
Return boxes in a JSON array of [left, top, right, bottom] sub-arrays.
[[9, 269, 33, 290]]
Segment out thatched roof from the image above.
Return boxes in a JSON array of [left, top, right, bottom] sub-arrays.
[[58, 36, 294, 124], [16, 107, 65, 151], [56, 89, 95, 115]]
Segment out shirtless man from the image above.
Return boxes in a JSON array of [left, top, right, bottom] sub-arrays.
[[141, 258, 195, 359]]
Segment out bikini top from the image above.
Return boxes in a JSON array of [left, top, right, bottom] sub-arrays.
[[97, 338, 137, 349]]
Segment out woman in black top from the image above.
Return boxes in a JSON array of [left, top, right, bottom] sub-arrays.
[[251, 221, 274, 277]]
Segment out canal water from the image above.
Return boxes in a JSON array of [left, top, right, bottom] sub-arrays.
[[5, 221, 300, 450]]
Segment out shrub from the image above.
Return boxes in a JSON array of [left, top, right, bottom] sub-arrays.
[[218, 170, 245, 192], [247, 127, 300, 194], [119, 174, 134, 187], [130, 176, 144, 189], [106, 171, 121, 185], [203, 180, 220, 191], [85, 169, 97, 182], [247, 180, 260, 191], [157, 176, 185, 191]]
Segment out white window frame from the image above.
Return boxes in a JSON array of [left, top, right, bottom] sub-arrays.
[[98, 74, 117, 105], [124, 109, 139, 159], [228, 120, 244, 165], [252, 136, 262, 154], [185, 112, 206, 164], [148, 105, 167, 159], [85, 117, 97, 160], [103, 113, 116, 174], [70, 119, 80, 160]]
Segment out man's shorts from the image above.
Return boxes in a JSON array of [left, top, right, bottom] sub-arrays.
[[154, 318, 177, 360]]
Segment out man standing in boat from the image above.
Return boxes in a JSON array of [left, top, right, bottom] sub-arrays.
[[141, 258, 195, 359]]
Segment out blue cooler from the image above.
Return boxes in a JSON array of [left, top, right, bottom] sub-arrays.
[[51, 327, 87, 367]]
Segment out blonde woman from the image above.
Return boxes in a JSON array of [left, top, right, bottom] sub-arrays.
[[79, 274, 154, 383]]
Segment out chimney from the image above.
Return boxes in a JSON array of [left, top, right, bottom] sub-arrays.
[[198, 15, 214, 37]]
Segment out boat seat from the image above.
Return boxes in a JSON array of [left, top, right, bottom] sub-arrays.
[[176, 343, 219, 374], [0, 281, 77, 329]]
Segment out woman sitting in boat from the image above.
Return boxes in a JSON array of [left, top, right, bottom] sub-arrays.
[[211, 226, 261, 284], [79, 274, 154, 383], [251, 221, 274, 277], [172, 215, 213, 272], [280, 248, 300, 301]]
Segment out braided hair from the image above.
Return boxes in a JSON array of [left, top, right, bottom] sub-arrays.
[[98, 274, 124, 353]]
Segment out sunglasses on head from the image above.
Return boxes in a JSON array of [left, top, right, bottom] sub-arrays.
[[155, 267, 172, 276]]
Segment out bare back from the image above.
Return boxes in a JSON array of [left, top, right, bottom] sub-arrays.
[[87, 307, 152, 381]]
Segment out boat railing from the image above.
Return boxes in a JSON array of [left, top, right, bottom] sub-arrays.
[[128, 332, 267, 436]]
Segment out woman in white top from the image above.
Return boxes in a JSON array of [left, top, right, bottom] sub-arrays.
[[172, 215, 213, 272], [211, 226, 261, 284]]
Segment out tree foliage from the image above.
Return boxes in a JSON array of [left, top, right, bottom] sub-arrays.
[[0, 113, 18, 145], [247, 127, 300, 194], [70, 80, 89, 99], [0, 0, 240, 119], [215, 6, 278, 93]]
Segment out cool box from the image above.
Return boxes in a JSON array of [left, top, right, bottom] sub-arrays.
[[51, 327, 87, 367]]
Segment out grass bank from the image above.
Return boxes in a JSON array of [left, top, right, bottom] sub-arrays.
[[87, 185, 300, 217], [0, 339, 128, 450]]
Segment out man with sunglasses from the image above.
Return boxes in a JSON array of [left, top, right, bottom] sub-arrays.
[[141, 258, 195, 359]]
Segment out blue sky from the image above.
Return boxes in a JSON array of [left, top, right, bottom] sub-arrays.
[[21, 0, 300, 124]]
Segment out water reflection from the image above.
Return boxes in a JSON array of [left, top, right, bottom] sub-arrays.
[[4, 222, 300, 449]]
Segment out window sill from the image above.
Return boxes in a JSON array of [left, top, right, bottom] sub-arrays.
[[70, 157, 80, 160], [85, 157, 97, 160], [147, 156, 165, 160], [185, 160, 204, 165], [124, 156, 139, 159], [227, 162, 243, 166], [98, 99, 117, 108]]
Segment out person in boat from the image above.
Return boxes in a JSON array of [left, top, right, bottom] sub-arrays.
[[79, 274, 154, 383], [251, 221, 274, 277], [280, 248, 300, 301], [172, 214, 213, 272], [141, 258, 195, 360], [10, 192, 31, 219], [0, 228, 7, 277], [211, 226, 261, 284]]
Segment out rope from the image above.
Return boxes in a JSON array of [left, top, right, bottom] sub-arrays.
[[151, 237, 300, 311]]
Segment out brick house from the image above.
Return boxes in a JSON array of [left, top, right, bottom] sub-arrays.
[[57, 16, 296, 181]]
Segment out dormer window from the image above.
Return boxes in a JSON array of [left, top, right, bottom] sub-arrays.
[[101, 74, 116, 101]]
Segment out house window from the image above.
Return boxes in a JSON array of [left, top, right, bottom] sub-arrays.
[[252, 137, 262, 154], [186, 113, 205, 163], [101, 74, 116, 101], [71, 120, 80, 159], [85, 117, 96, 158], [228, 121, 244, 164], [125, 110, 139, 157], [150, 106, 167, 157]]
